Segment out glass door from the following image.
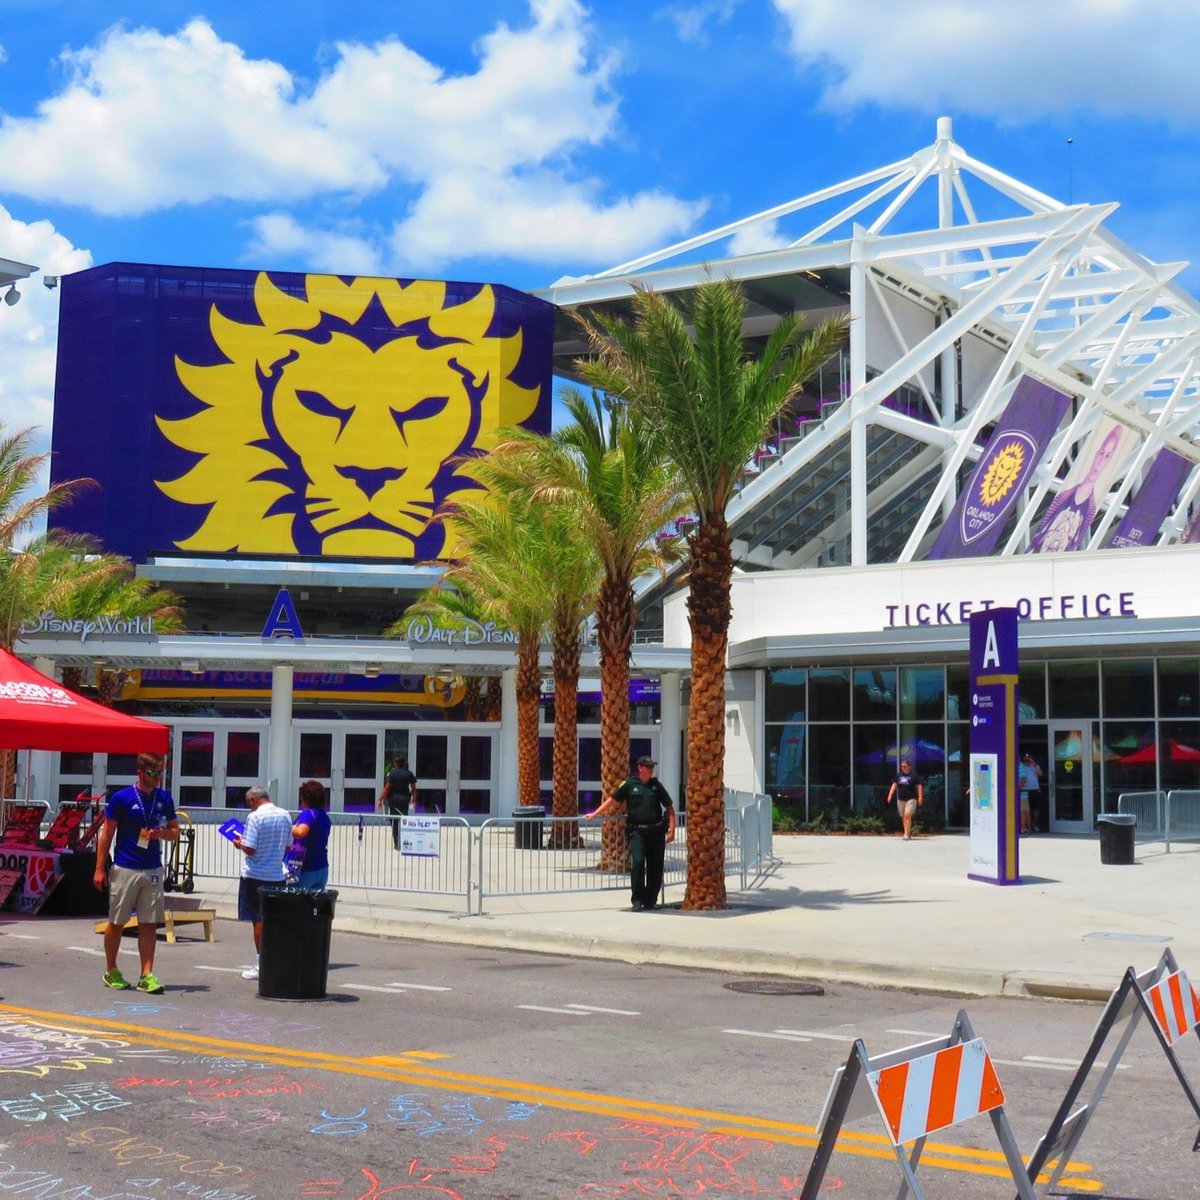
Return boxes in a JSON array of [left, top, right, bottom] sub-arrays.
[[173, 725, 265, 810], [413, 731, 497, 818], [1047, 722, 1097, 833], [296, 728, 382, 813]]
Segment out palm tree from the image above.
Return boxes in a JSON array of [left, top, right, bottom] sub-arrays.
[[466, 454, 600, 845], [406, 492, 555, 811], [577, 278, 848, 909], [485, 389, 688, 867]]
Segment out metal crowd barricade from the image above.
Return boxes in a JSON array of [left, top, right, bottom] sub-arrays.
[[1117, 790, 1164, 841], [185, 791, 774, 917], [1165, 789, 1200, 851], [187, 807, 476, 914]]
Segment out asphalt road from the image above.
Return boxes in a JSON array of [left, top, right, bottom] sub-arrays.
[[0, 911, 1197, 1198]]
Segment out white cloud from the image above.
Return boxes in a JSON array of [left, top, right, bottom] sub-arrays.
[[390, 170, 705, 270], [0, 2, 701, 268], [244, 214, 384, 276], [772, 0, 1200, 123], [658, 1, 741, 45], [0, 205, 90, 490]]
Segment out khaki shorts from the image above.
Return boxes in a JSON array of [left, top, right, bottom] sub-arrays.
[[108, 864, 165, 927], [898, 798, 918, 817]]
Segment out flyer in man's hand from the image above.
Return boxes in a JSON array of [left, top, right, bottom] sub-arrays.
[[218, 818, 245, 843]]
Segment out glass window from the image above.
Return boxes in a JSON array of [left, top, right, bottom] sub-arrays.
[[765, 668, 807, 722], [1102, 660, 1154, 719], [946, 725, 968, 826], [853, 725, 896, 808], [853, 669, 896, 720], [947, 665, 969, 722], [809, 669, 849, 721], [808, 725, 850, 819], [60, 751, 94, 776], [1163, 721, 1200, 791], [900, 667, 944, 721], [765, 721, 806, 792], [226, 731, 261, 778], [1102, 721, 1158, 813], [1018, 663, 1047, 721], [1049, 661, 1098, 719], [1158, 658, 1200, 719], [179, 730, 214, 779]]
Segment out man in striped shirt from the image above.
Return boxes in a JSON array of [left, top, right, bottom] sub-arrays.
[[232, 785, 293, 981]]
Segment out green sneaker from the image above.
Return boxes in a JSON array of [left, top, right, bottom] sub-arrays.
[[136, 972, 164, 995], [103, 967, 131, 990]]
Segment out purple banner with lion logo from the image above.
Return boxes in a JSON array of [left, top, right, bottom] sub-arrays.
[[49, 263, 554, 564], [927, 376, 1072, 560]]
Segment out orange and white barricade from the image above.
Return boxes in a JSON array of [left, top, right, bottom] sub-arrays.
[[801, 1009, 1035, 1199], [1027, 948, 1200, 1191]]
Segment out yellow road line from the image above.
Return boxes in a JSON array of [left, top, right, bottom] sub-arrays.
[[0, 1001, 1101, 1189]]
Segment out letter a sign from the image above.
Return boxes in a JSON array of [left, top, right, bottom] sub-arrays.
[[262, 588, 305, 640], [968, 608, 1019, 885]]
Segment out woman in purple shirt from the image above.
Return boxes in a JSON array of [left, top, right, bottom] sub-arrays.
[[292, 778, 332, 890]]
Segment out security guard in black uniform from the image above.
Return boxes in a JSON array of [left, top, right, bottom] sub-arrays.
[[587, 755, 676, 910]]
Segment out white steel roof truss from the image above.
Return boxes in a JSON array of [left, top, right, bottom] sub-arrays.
[[894, 223, 1103, 562]]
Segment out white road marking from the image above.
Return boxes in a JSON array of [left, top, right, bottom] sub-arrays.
[[518, 1005, 588, 1015], [195, 964, 255, 974], [773, 1028, 855, 1042], [340, 983, 409, 994], [564, 1003, 640, 1015], [5, 933, 40, 940], [386, 982, 452, 992], [68, 946, 105, 956], [724, 1028, 812, 1042], [887, 1028, 944, 1038], [1020, 1055, 1126, 1071]]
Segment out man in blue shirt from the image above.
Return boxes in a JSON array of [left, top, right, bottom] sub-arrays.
[[94, 752, 180, 993]]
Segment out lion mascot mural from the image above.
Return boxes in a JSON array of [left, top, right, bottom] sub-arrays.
[[156, 273, 542, 560]]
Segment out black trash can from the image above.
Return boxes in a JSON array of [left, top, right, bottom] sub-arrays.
[[1098, 813, 1136, 865], [513, 805, 546, 850], [258, 887, 338, 999]]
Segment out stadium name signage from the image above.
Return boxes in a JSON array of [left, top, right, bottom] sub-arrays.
[[403, 615, 518, 646], [884, 590, 1136, 628], [19, 612, 156, 642]]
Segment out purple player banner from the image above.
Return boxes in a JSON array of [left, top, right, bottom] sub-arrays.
[[1108, 448, 1192, 549], [928, 376, 1072, 560]]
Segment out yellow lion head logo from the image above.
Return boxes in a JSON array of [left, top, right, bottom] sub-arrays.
[[156, 273, 541, 559]]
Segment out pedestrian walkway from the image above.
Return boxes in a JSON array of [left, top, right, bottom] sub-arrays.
[[193, 832, 1200, 999]]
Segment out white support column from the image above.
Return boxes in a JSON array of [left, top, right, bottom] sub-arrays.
[[658, 672, 682, 802], [849, 224, 869, 565], [499, 667, 518, 814], [266, 664, 294, 805], [939, 303, 959, 522]]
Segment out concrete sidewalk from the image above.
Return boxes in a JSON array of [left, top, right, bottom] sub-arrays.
[[193, 832, 1200, 1000]]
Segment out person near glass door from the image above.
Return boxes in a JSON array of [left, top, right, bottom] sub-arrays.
[[378, 755, 417, 849], [1019, 752, 1043, 833], [885, 759, 923, 840], [292, 778, 331, 889]]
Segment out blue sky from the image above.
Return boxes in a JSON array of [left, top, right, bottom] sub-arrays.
[[2, 0, 1200, 456]]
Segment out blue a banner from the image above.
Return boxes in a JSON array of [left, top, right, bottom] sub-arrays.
[[968, 607, 1020, 886], [927, 376, 1072, 560], [1108, 448, 1192, 549], [49, 264, 554, 564]]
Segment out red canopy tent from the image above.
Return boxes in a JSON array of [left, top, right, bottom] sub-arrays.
[[0, 648, 168, 754]]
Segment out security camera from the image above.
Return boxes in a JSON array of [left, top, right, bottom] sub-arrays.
[[3, 286, 18, 307], [43, 276, 58, 289]]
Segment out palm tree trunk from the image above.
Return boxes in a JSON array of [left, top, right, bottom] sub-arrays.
[[548, 620, 583, 849], [682, 515, 731, 910], [516, 633, 542, 810], [596, 570, 633, 869]]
